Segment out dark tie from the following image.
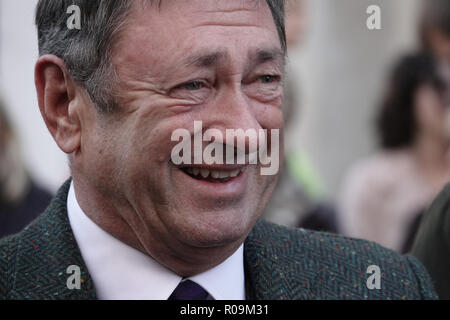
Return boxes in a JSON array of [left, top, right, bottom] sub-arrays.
[[168, 280, 210, 300]]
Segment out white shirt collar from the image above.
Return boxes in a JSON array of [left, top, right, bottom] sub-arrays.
[[67, 181, 245, 300]]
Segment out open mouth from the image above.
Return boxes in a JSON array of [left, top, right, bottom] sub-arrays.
[[180, 166, 246, 183]]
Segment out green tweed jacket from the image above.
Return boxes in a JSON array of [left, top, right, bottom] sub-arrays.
[[0, 181, 438, 299]]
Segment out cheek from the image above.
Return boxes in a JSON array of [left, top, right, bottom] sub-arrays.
[[427, 103, 447, 130], [251, 103, 284, 168], [415, 89, 444, 129], [121, 111, 182, 162], [254, 102, 284, 130], [116, 116, 195, 193]]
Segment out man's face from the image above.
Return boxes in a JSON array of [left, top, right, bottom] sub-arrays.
[[79, 0, 284, 258]]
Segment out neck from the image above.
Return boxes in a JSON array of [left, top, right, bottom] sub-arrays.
[[71, 173, 242, 278], [411, 132, 450, 170]]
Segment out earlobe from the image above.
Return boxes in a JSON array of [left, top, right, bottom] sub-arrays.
[[35, 55, 81, 154]]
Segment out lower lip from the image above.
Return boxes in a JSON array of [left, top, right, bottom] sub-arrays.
[[173, 166, 250, 199]]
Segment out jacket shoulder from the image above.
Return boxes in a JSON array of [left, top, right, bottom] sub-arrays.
[[0, 206, 69, 300], [0, 234, 19, 299], [246, 220, 437, 299], [0, 180, 96, 300]]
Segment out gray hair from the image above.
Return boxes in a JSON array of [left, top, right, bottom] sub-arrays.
[[35, 0, 286, 113]]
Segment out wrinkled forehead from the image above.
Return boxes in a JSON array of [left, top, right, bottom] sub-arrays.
[[128, 0, 277, 35], [138, 0, 272, 15], [113, 0, 282, 77]]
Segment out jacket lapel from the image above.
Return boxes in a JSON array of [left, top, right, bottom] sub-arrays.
[[244, 220, 318, 300]]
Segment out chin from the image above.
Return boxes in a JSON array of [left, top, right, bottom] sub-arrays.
[[175, 207, 258, 248]]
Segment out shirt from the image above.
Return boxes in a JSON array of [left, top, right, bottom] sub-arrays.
[[67, 182, 245, 300]]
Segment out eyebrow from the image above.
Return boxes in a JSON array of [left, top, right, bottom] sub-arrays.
[[181, 47, 286, 70], [182, 50, 228, 68], [252, 47, 285, 65]]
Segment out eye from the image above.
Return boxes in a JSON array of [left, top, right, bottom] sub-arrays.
[[178, 80, 206, 91], [259, 75, 280, 84], [170, 79, 211, 102], [243, 73, 283, 103]]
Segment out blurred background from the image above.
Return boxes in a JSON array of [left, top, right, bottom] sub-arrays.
[[1, 0, 449, 249], [1, 0, 69, 194]]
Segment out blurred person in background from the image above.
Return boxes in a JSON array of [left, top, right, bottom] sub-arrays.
[[262, 0, 336, 231], [420, 0, 450, 116], [0, 98, 52, 238], [411, 181, 450, 299], [420, 0, 450, 63], [410, 0, 450, 299], [338, 53, 450, 253]]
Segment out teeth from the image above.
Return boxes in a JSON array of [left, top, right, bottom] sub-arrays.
[[219, 171, 230, 178], [185, 167, 247, 179], [211, 171, 220, 179], [200, 169, 210, 178], [230, 169, 240, 178]]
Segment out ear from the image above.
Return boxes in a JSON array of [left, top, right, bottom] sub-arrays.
[[35, 55, 82, 154]]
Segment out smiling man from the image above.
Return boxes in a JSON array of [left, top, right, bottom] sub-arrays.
[[0, 0, 438, 300]]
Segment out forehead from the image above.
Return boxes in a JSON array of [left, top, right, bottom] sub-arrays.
[[112, 0, 281, 75], [133, 0, 276, 31]]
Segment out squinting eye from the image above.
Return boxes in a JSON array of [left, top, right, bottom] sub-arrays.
[[170, 79, 211, 102], [259, 75, 280, 84], [179, 81, 205, 91]]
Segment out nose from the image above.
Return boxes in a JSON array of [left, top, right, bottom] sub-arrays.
[[201, 87, 262, 156]]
